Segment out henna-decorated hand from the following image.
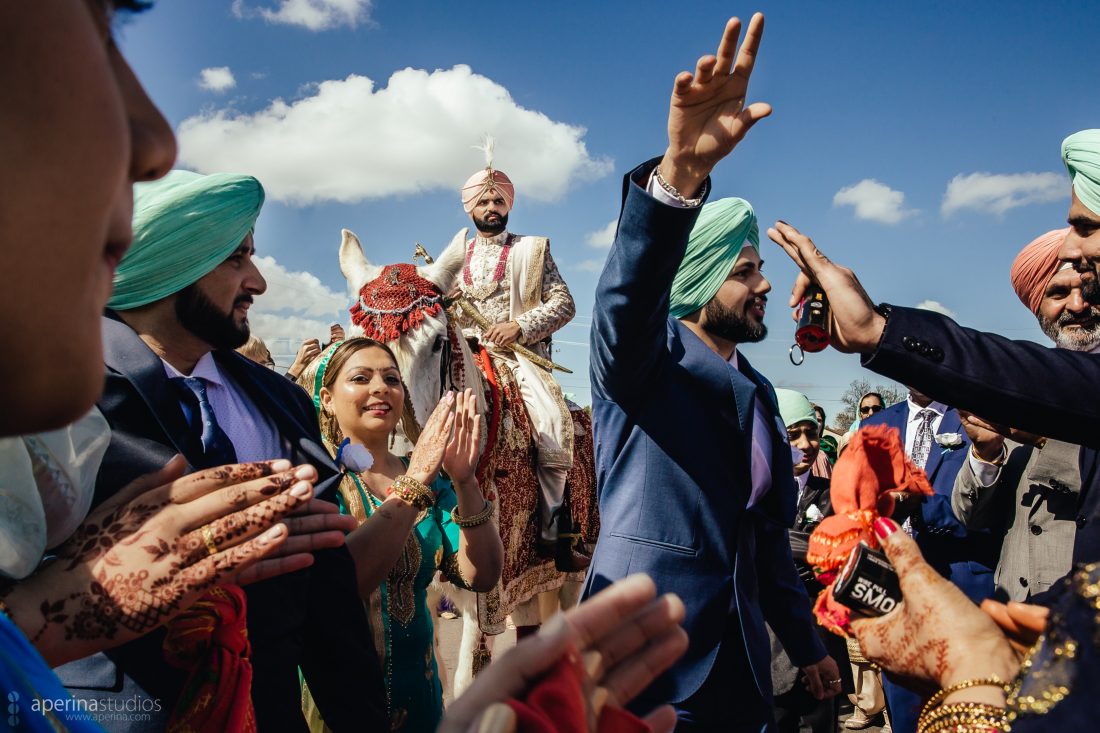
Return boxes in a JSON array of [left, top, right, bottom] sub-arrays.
[[406, 391, 457, 486], [851, 518, 1019, 701], [4, 456, 317, 665], [442, 388, 481, 486]]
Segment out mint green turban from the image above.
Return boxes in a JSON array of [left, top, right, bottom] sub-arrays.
[[775, 388, 818, 430], [1062, 129, 1100, 217], [108, 170, 265, 310], [669, 197, 759, 319]]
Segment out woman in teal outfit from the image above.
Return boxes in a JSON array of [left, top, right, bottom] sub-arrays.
[[303, 337, 503, 732]]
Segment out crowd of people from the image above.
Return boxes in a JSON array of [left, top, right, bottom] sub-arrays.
[[1, 4, 1098, 733]]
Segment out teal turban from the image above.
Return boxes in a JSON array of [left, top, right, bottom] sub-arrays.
[[1062, 129, 1100, 217], [775, 388, 818, 430], [108, 170, 265, 310], [669, 197, 759, 319]]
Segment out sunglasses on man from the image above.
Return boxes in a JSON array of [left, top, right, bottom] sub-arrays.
[[859, 404, 884, 416]]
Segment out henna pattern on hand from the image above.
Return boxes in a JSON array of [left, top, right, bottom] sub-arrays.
[[26, 470, 305, 647]]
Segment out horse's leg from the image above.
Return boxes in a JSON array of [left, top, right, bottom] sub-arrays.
[[451, 589, 486, 697]]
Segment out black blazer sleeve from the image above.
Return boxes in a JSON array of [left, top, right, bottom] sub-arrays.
[[863, 306, 1100, 449]]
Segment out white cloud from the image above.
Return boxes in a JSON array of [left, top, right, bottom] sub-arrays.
[[585, 219, 617, 248], [832, 179, 917, 224], [915, 300, 955, 318], [232, 0, 372, 31], [572, 257, 607, 273], [177, 66, 613, 206], [248, 255, 348, 353], [198, 67, 237, 93], [941, 171, 1065, 216]]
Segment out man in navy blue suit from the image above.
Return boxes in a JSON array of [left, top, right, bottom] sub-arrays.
[[584, 14, 839, 731], [859, 387, 996, 733]]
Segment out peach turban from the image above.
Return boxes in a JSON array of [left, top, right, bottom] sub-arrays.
[[1010, 227, 1071, 315], [461, 169, 514, 214]]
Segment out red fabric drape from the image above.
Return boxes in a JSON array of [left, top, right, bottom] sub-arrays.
[[506, 644, 652, 733], [163, 584, 256, 733]]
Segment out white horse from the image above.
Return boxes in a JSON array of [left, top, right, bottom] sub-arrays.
[[338, 228, 597, 696]]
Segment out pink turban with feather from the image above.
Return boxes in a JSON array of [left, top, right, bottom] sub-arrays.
[[1010, 228, 1071, 315], [461, 169, 515, 214]]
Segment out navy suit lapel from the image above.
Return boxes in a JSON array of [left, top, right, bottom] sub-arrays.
[[670, 319, 748, 432], [101, 315, 193, 459]]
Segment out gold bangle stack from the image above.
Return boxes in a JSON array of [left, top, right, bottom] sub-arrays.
[[916, 702, 1009, 733], [917, 678, 1009, 733], [388, 474, 435, 510], [451, 499, 494, 528]]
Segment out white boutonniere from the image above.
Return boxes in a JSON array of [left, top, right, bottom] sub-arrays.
[[804, 504, 825, 523], [934, 432, 964, 451], [336, 438, 374, 473]]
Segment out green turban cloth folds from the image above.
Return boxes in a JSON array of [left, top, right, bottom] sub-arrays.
[[1062, 129, 1100, 217], [108, 170, 265, 310], [775, 388, 818, 430], [669, 197, 759, 319]]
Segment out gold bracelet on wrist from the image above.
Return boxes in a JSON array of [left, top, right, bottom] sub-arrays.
[[0, 597, 11, 621], [919, 677, 1008, 729], [917, 701, 1009, 733], [388, 474, 435, 510], [970, 444, 1006, 467], [451, 499, 494, 528]]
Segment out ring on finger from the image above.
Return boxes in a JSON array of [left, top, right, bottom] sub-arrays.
[[827, 679, 842, 686], [201, 524, 219, 556]]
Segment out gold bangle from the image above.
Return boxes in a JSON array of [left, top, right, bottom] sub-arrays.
[[201, 524, 219, 556], [451, 500, 494, 528], [969, 444, 1006, 467], [917, 701, 1009, 733], [919, 677, 1008, 723], [390, 474, 435, 511]]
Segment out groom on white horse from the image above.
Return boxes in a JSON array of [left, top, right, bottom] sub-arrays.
[[455, 153, 577, 594]]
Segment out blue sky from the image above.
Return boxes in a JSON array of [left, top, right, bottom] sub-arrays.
[[120, 0, 1100, 420]]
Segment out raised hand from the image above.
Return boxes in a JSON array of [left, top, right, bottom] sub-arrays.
[[767, 221, 886, 353], [660, 13, 773, 197], [406, 391, 457, 486], [443, 388, 481, 485], [3, 457, 317, 665], [957, 410, 1007, 463]]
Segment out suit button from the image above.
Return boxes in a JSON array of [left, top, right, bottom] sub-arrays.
[[1077, 515, 1088, 529], [903, 336, 918, 351], [1019, 577, 1029, 588], [929, 347, 944, 362], [1030, 525, 1043, 536]]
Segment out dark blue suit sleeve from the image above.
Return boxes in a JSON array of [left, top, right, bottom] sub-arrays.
[[863, 306, 1100, 448], [755, 517, 828, 667], [590, 158, 706, 404]]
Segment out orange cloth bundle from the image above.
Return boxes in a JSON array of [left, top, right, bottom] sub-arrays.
[[163, 584, 256, 733], [506, 643, 652, 733], [806, 425, 933, 635]]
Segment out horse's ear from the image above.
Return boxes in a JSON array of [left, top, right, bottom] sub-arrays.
[[339, 229, 382, 289], [420, 228, 467, 291]]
